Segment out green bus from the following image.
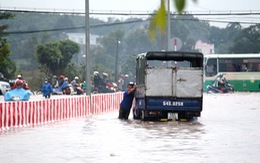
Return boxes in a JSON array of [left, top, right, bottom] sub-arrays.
[[204, 54, 260, 92]]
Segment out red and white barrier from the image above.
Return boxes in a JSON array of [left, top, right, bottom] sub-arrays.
[[0, 92, 123, 131]]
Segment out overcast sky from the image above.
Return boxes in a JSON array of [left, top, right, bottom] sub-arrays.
[[1, 0, 259, 12], [1, 0, 259, 27]]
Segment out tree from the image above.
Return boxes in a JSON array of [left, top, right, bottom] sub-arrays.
[[36, 39, 80, 76], [124, 28, 160, 55], [0, 12, 16, 78], [229, 24, 260, 53], [121, 54, 137, 79], [97, 29, 125, 71]]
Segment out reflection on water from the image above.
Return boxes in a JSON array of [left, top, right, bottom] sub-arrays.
[[0, 93, 260, 163]]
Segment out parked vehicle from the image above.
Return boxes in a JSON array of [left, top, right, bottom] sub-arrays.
[[133, 51, 204, 121], [0, 80, 11, 95], [0, 72, 15, 88]]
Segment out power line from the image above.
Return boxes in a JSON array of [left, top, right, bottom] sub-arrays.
[[3, 19, 147, 35], [1, 8, 260, 16], [3, 17, 259, 35]]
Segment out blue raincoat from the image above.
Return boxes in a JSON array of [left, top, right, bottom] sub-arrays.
[[55, 81, 68, 92], [41, 82, 53, 97], [4, 88, 33, 102]]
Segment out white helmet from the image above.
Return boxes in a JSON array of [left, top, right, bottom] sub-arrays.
[[125, 74, 129, 78], [94, 71, 99, 75], [102, 72, 108, 77], [218, 73, 223, 78], [75, 76, 79, 80]]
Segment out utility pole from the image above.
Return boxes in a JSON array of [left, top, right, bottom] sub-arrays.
[[114, 38, 119, 83], [85, 0, 91, 96], [167, 0, 171, 51]]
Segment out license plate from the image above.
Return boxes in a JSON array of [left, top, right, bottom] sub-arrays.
[[168, 113, 178, 120]]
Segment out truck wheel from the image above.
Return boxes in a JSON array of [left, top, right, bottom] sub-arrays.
[[133, 110, 141, 119], [178, 112, 187, 120], [141, 110, 148, 121]]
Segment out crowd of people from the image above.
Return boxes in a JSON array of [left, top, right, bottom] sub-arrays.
[[3, 72, 137, 120], [48, 75, 85, 96], [3, 72, 137, 115]]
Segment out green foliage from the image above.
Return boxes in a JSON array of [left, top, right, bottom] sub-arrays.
[[0, 12, 16, 78], [121, 54, 137, 78], [174, 0, 186, 12], [0, 12, 15, 20], [63, 62, 84, 81], [229, 24, 260, 53], [93, 29, 125, 71], [36, 39, 80, 76], [1, 9, 259, 85]]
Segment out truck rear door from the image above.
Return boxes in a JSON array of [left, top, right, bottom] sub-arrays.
[[146, 68, 173, 96], [176, 68, 203, 98]]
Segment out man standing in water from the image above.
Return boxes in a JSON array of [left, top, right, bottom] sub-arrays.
[[118, 82, 136, 120]]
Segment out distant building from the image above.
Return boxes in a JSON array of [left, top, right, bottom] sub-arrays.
[[195, 40, 214, 55], [64, 33, 102, 64]]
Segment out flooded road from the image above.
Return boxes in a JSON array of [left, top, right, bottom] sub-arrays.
[[0, 93, 260, 163]]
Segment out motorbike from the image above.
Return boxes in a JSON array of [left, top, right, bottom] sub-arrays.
[[71, 84, 84, 95], [207, 77, 234, 93], [106, 81, 118, 92], [91, 81, 118, 94], [53, 85, 72, 95]]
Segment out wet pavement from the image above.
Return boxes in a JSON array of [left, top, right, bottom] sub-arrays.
[[0, 93, 260, 163]]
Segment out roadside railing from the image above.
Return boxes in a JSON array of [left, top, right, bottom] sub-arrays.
[[0, 92, 123, 131]]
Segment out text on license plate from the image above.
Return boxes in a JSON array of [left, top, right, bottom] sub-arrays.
[[168, 113, 178, 119]]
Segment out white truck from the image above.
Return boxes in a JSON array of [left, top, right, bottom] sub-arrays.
[[133, 51, 204, 121]]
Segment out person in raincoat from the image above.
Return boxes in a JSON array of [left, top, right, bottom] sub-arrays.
[[41, 78, 53, 99], [54, 77, 69, 94], [4, 80, 33, 102]]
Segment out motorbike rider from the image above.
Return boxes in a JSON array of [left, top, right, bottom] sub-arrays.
[[212, 73, 225, 91], [4, 80, 33, 101], [55, 77, 69, 94], [59, 75, 65, 87], [123, 74, 130, 90], [52, 75, 59, 88], [13, 74, 25, 89], [62, 77, 69, 93], [101, 72, 116, 92], [71, 76, 79, 90], [118, 74, 125, 91], [93, 71, 101, 88]]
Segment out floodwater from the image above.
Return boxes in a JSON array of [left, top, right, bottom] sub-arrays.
[[0, 93, 260, 163]]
